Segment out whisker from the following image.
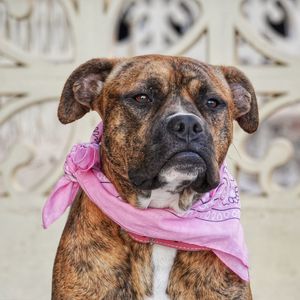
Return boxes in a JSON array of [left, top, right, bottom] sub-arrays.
[[231, 142, 242, 159]]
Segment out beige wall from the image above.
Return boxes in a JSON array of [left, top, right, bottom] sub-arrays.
[[0, 0, 300, 299]]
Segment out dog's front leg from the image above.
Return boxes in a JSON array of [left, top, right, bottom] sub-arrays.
[[167, 251, 252, 300], [52, 193, 153, 300]]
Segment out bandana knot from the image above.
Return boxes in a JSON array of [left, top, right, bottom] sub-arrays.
[[65, 143, 99, 175]]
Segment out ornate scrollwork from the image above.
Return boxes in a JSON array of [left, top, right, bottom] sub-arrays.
[[116, 0, 202, 55], [0, 0, 299, 206]]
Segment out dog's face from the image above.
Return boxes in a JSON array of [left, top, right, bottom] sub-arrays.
[[58, 55, 258, 212]]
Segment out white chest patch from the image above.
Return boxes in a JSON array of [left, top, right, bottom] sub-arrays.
[[146, 244, 177, 300], [138, 169, 198, 213]]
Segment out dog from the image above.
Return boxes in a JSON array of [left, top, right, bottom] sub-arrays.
[[51, 54, 258, 299]]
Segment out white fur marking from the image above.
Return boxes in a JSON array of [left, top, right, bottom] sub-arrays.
[[166, 109, 203, 123], [146, 244, 177, 300], [138, 168, 199, 213], [146, 168, 198, 213]]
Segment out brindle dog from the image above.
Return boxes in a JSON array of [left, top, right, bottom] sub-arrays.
[[53, 55, 258, 299]]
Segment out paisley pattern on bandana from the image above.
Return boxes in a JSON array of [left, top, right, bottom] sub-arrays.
[[186, 165, 241, 222]]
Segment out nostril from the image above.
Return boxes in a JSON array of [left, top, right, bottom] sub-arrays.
[[174, 122, 185, 133], [193, 123, 202, 133]]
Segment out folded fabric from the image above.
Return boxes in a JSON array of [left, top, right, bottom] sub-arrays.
[[42, 122, 249, 281]]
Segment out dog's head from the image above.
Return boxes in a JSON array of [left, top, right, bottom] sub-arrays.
[[58, 55, 258, 212]]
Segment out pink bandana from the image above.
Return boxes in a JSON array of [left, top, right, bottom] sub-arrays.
[[42, 123, 249, 281]]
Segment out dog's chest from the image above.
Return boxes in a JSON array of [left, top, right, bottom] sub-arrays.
[[146, 244, 177, 300]]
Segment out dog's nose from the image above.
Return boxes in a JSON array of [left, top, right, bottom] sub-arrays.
[[167, 115, 203, 143]]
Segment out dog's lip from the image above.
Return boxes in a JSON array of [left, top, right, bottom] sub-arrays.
[[161, 150, 203, 167], [168, 151, 201, 160]]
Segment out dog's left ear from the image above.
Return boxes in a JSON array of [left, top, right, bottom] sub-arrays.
[[221, 66, 259, 133], [58, 58, 120, 124]]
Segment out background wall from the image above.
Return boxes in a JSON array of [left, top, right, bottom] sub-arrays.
[[0, 0, 300, 299]]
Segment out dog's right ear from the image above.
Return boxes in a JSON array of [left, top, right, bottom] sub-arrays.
[[58, 58, 119, 124]]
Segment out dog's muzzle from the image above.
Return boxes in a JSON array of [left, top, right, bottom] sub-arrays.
[[128, 114, 220, 193]]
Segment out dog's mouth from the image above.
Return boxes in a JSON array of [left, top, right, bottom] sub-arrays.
[[128, 149, 219, 193], [158, 151, 207, 188], [161, 151, 205, 172]]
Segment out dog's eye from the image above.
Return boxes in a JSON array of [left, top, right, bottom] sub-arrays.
[[134, 94, 151, 103], [206, 98, 221, 109]]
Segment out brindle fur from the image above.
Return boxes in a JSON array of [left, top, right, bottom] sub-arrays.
[[53, 55, 257, 299], [167, 251, 252, 299], [52, 192, 153, 300]]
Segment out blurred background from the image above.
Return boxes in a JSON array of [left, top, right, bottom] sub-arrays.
[[0, 0, 300, 299]]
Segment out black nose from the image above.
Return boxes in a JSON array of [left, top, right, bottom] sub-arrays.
[[167, 115, 203, 143]]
